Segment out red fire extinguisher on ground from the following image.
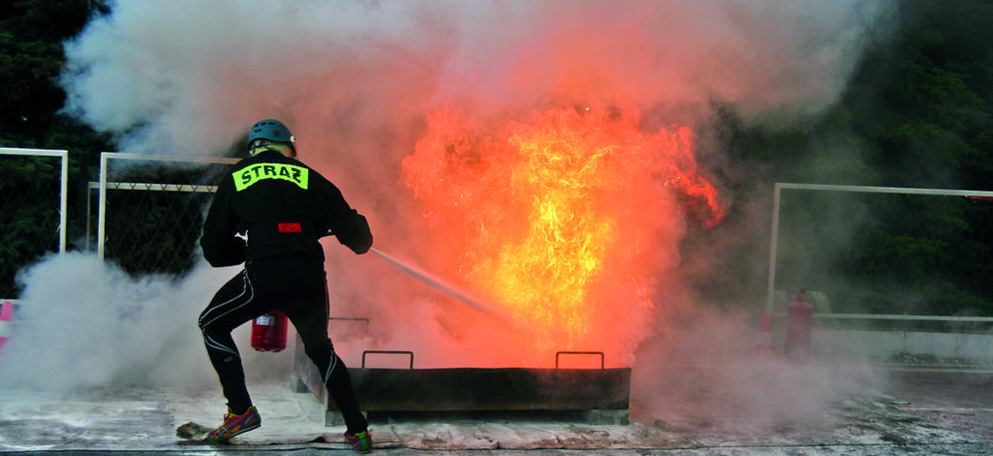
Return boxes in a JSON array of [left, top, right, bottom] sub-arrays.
[[251, 310, 288, 352], [785, 289, 814, 361]]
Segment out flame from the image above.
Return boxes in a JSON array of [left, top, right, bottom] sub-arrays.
[[401, 100, 724, 360]]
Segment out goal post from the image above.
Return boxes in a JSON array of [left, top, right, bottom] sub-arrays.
[[0, 148, 68, 302], [94, 152, 239, 274], [767, 182, 993, 323], [0, 148, 68, 253]]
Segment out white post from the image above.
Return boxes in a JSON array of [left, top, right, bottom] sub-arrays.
[[97, 152, 109, 260], [58, 150, 68, 253], [766, 183, 782, 316]]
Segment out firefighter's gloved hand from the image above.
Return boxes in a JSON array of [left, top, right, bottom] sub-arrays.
[[335, 211, 373, 254]]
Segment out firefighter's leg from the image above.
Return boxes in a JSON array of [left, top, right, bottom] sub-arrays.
[[198, 269, 261, 414], [297, 333, 367, 433], [283, 272, 368, 434]]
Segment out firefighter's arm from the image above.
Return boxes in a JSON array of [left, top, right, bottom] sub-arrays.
[[333, 209, 373, 255], [200, 181, 246, 266], [314, 176, 373, 254]]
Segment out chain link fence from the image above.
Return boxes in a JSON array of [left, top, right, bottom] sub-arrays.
[[0, 148, 68, 301], [769, 183, 993, 332], [90, 153, 238, 277]]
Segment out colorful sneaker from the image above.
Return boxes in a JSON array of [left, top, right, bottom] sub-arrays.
[[345, 429, 372, 453], [205, 406, 261, 442]]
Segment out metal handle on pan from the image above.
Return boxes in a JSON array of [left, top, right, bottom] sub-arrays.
[[361, 350, 414, 369], [555, 351, 605, 369]]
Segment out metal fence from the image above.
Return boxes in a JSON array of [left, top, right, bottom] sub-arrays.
[[7, 151, 993, 334], [767, 183, 993, 331], [0, 148, 68, 302], [90, 153, 238, 276]]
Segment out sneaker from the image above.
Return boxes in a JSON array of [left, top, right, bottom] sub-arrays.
[[345, 429, 372, 453], [205, 406, 261, 442]]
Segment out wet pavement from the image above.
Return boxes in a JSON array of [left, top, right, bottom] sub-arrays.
[[883, 365, 993, 447], [0, 364, 991, 455]]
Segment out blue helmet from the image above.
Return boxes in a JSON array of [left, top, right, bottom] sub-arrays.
[[248, 119, 295, 144]]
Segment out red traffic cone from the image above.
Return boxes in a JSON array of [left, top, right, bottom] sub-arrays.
[[755, 314, 776, 356], [0, 301, 13, 351]]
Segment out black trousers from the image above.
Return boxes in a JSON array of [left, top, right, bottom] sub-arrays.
[[198, 254, 368, 434]]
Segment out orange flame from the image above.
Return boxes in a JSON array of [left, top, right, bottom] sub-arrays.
[[401, 100, 724, 361]]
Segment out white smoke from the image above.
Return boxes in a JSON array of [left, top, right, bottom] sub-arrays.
[[0, 252, 293, 392], [60, 0, 892, 155], [38, 0, 896, 421]]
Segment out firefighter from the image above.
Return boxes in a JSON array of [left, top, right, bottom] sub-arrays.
[[198, 119, 373, 452]]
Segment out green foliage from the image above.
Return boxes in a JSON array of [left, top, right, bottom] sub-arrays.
[[710, 0, 993, 317], [0, 155, 62, 297], [849, 1, 993, 189], [0, 0, 111, 297], [0, 0, 105, 141], [826, 1, 993, 317]]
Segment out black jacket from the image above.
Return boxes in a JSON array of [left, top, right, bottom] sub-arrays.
[[200, 150, 373, 267]]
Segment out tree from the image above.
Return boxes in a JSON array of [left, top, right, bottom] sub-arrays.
[[0, 0, 111, 298], [706, 0, 993, 318]]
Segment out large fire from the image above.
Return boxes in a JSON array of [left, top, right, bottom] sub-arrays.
[[401, 100, 724, 364]]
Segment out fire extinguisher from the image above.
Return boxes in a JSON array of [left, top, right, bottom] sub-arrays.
[[785, 289, 814, 361], [251, 310, 288, 352]]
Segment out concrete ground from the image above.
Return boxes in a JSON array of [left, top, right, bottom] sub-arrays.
[[0, 365, 991, 456], [883, 365, 993, 447]]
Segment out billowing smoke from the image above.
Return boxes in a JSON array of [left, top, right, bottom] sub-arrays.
[[8, 0, 896, 428], [0, 253, 294, 391], [60, 1, 891, 154]]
